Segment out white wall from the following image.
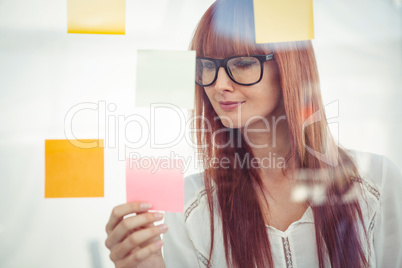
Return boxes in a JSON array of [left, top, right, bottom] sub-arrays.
[[0, 0, 400, 267]]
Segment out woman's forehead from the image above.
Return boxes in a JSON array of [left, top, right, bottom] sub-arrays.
[[199, 39, 268, 58], [200, 47, 270, 59]]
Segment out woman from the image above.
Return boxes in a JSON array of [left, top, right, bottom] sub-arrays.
[[105, 0, 402, 267]]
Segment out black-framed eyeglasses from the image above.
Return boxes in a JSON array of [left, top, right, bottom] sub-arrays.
[[195, 54, 274, 87]]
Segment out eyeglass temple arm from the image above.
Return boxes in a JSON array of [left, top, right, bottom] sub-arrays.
[[265, 54, 274, 61]]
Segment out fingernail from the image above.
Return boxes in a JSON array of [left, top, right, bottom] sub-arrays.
[[155, 239, 164, 248], [140, 203, 152, 210], [159, 224, 168, 232], [154, 213, 164, 219]]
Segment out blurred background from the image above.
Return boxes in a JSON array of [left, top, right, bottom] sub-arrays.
[[0, 0, 401, 267]]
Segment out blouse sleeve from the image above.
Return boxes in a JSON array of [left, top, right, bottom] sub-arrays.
[[163, 211, 199, 268], [373, 156, 402, 267]]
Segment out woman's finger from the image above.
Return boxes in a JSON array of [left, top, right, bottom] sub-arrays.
[[106, 212, 164, 249], [109, 224, 168, 262], [105, 202, 152, 235]]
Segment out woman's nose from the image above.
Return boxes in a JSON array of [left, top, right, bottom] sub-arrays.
[[214, 67, 235, 92]]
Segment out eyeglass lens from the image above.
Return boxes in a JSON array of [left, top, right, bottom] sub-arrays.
[[195, 56, 261, 86]]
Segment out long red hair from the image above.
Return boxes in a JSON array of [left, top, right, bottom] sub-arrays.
[[191, 0, 369, 267]]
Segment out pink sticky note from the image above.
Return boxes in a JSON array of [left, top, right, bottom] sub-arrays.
[[126, 158, 184, 212]]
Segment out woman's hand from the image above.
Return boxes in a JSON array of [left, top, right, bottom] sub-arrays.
[[105, 202, 167, 268]]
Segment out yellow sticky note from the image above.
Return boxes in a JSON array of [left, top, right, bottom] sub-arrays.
[[67, 0, 125, 34], [253, 0, 314, 43], [45, 139, 104, 198]]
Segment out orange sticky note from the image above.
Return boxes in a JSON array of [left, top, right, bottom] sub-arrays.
[[253, 0, 314, 43], [45, 139, 104, 198], [67, 0, 125, 34], [126, 158, 184, 212]]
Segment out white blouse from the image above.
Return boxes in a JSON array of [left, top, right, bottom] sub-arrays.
[[163, 151, 402, 267]]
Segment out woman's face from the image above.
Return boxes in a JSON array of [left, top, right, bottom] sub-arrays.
[[204, 57, 283, 129]]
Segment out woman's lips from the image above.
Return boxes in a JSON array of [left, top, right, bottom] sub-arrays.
[[219, 101, 244, 110]]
